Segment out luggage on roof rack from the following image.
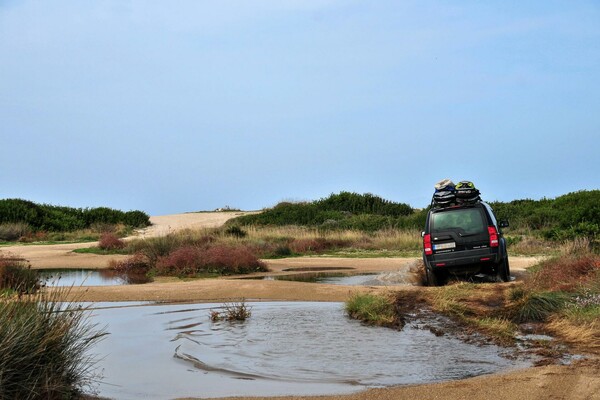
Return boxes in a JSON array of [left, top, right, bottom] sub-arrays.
[[431, 179, 481, 208], [431, 179, 456, 207], [455, 181, 481, 204]]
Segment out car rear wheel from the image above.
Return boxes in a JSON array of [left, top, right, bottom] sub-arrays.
[[426, 267, 447, 286], [496, 257, 510, 282]]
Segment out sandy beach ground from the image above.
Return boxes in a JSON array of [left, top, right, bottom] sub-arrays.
[[2, 212, 598, 400]]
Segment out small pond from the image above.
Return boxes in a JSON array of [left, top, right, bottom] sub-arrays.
[[38, 269, 148, 286], [88, 301, 532, 399]]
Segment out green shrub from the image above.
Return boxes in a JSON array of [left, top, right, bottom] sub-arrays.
[[0, 289, 106, 399], [224, 225, 247, 238], [231, 192, 417, 231], [316, 192, 413, 217], [0, 222, 31, 241], [491, 190, 600, 241], [123, 210, 152, 228], [0, 198, 150, 237], [507, 290, 570, 322]]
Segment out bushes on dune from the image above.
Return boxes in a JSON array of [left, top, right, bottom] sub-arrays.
[[0, 199, 151, 238], [0, 222, 31, 241], [231, 190, 599, 242], [316, 192, 412, 217], [491, 190, 600, 241], [232, 192, 417, 231]]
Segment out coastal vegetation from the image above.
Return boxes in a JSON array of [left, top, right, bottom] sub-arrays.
[[233, 192, 423, 231], [0, 290, 106, 399], [232, 190, 600, 238], [0, 198, 150, 242], [348, 249, 600, 353], [97, 225, 422, 280], [0, 254, 39, 295], [0, 255, 106, 399], [230, 190, 600, 256], [346, 292, 399, 328], [77, 190, 600, 282], [1, 189, 599, 397]]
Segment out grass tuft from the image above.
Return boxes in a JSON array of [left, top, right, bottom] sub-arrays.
[[0, 254, 40, 294], [0, 287, 107, 399], [507, 290, 570, 322], [346, 292, 398, 328], [210, 300, 252, 322]]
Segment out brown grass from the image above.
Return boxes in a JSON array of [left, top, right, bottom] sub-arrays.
[[547, 318, 600, 350], [527, 253, 600, 292]]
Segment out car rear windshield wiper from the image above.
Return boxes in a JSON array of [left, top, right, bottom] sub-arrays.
[[458, 232, 479, 237]]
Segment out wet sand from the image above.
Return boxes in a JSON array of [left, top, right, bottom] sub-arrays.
[[188, 360, 600, 400]]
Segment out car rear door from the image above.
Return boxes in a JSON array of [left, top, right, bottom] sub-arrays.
[[429, 206, 489, 254]]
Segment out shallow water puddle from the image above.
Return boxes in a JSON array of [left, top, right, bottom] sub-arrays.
[[89, 302, 531, 399]]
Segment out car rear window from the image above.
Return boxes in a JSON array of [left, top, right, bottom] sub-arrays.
[[431, 208, 486, 235]]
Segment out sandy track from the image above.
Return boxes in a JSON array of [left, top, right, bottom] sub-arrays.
[[63, 256, 540, 303]]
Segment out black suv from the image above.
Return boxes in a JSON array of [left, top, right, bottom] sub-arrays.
[[422, 201, 510, 286]]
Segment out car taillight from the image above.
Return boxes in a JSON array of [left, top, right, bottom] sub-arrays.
[[488, 226, 499, 247], [423, 233, 433, 255]]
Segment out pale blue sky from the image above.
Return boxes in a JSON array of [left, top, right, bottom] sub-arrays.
[[1, 1, 599, 215]]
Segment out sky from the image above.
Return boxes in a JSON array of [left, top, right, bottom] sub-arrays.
[[1, 1, 599, 216]]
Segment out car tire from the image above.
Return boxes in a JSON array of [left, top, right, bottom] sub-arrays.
[[496, 257, 510, 282], [426, 268, 446, 287]]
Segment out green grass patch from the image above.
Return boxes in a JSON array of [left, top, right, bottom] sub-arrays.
[[563, 304, 600, 323], [73, 247, 129, 255], [346, 292, 397, 327], [0, 238, 99, 247]]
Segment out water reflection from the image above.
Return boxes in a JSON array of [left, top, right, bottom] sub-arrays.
[[259, 270, 420, 286], [39, 269, 150, 286]]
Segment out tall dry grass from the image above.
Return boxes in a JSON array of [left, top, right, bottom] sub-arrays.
[[0, 254, 39, 294], [236, 225, 422, 253], [0, 288, 106, 399]]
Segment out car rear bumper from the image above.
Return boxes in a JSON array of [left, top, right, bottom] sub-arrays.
[[424, 248, 501, 271]]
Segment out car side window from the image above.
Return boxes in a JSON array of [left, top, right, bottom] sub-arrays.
[[484, 203, 498, 227]]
